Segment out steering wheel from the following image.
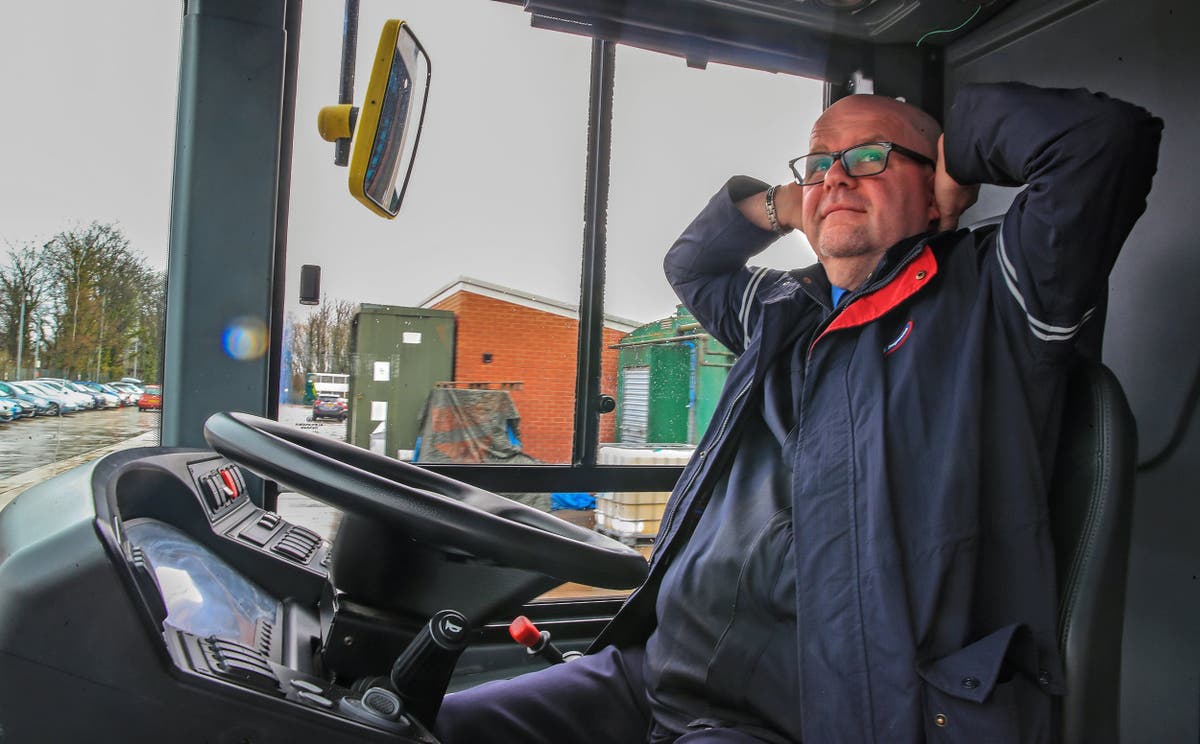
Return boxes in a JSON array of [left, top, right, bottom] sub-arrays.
[[203, 412, 649, 590]]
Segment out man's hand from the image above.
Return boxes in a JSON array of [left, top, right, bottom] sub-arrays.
[[736, 182, 803, 233], [934, 134, 979, 231]]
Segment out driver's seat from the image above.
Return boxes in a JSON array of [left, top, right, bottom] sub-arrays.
[[1049, 360, 1137, 744]]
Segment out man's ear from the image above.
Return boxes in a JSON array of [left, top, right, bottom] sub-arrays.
[[926, 171, 941, 227]]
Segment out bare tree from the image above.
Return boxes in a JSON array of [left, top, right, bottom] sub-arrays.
[[287, 295, 357, 400], [40, 222, 159, 380], [0, 241, 50, 378], [330, 299, 356, 372], [127, 267, 166, 382]]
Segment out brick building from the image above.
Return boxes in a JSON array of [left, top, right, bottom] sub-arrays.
[[422, 278, 639, 464]]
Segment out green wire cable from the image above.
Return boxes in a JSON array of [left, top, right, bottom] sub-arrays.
[[916, 4, 983, 47]]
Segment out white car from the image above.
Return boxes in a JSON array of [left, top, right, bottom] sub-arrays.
[[107, 381, 143, 403], [75, 382, 120, 408], [11, 382, 78, 414], [30, 380, 95, 410]]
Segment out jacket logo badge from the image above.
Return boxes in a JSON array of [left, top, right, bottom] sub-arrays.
[[884, 320, 913, 356]]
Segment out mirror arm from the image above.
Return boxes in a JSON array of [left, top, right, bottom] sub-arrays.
[[334, 0, 361, 166]]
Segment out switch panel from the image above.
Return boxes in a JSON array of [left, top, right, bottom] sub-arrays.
[[187, 458, 250, 519]]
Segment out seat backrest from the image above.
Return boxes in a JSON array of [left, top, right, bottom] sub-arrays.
[[1049, 361, 1138, 744]]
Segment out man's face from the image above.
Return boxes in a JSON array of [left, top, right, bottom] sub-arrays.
[[799, 97, 939, 264]]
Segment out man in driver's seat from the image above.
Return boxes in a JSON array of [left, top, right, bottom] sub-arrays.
[[435, 83, 1161, 743]]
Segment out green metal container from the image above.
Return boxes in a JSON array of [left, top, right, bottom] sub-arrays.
[[615, 306, 735, 445], [348, 304, 455, 458]]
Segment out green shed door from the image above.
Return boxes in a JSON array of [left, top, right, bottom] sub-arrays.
[[621, 367, 650, 444], [348, 306, 455, 458]]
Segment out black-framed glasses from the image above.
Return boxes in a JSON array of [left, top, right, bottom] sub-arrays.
[[788, 142, 935, 186]]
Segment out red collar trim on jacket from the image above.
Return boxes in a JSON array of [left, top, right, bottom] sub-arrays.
[[810, 245, 938, 353]]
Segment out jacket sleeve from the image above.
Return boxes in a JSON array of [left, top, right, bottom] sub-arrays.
[[943, 83, 1162, 351], [664, 176, 785, 354]]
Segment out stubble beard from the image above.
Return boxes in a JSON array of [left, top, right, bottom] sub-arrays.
[[815, 224, 875, 259]]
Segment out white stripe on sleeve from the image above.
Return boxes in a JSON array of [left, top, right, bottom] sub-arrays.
[[740, 266, 770, 342], [997, 224, 1095, 342]]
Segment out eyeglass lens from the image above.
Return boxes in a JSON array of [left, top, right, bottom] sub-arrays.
[[799, 144, 890, 184]]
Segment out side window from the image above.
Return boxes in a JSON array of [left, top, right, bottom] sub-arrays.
[[0, 1, 178, 497], [596, 47, 821, 556]]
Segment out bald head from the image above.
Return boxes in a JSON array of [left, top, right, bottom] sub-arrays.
[[797, 93, 944, 290], [810, 95, 941, 158]]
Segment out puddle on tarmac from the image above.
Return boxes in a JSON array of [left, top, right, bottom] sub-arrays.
[[0, 408, 160, 480]]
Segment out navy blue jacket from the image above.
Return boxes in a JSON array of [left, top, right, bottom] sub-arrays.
[[591, 84, 1161, 743]]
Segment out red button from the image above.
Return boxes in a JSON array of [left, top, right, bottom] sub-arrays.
[[220, 469, 239, 498], [508, 616, 541, 648]]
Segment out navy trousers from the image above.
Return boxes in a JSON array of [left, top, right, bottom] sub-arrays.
[[434, 645, 780, 744]]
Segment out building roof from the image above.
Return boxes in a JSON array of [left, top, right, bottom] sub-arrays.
[[419, 276, 642, 333]]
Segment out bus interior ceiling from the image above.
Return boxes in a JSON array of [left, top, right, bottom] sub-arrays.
[[161, 0, 1195, 738]]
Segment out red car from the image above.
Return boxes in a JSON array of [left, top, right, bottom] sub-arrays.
[[137, 385, 162, 411]]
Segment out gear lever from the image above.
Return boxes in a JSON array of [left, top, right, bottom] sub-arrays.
[[390, 609, 471, 691], [509, 615, 582, 665]]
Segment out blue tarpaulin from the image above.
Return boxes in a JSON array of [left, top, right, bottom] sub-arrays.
[[551, 492, 595, 510]]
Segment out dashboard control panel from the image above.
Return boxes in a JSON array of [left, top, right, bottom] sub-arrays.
[[182, 456, 331, 572], [188, 459, 249, 520]]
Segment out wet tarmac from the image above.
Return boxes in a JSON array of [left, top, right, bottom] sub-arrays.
[[0, 406, 161, 480], [274, 404, 348, 539], [276, 403, 349, 442], [0, 404, 346, 484]]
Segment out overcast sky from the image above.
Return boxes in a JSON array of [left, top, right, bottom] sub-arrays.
[[0, 0, 823, 325]]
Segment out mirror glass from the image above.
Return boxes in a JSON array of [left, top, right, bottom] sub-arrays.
[[351, 21, 430, 218]]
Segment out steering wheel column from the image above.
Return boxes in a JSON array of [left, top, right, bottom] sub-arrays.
[[318, 511, 562, 684]]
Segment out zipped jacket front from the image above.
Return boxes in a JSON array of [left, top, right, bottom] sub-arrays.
[[591, 84, 1162, 743]]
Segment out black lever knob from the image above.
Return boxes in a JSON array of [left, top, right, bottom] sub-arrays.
[[390, 609, 470, 691]]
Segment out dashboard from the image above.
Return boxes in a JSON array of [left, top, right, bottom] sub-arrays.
[[102, 449, 437, 742], [0, 438, 613, 742]]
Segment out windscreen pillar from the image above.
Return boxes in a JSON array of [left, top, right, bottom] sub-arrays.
[[163, 0, 288, 449]]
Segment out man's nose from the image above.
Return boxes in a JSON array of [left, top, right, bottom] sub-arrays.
[[823, 156, 857, 189]]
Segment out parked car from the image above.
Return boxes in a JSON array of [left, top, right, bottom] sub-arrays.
[[312, 394, 347, 421], [35, 379, 96, 410], [0, 381, 55, 416], [63, 381, 109, 408], [0, 399, 15, 423], [102, 382, 138, 406], [12, 381, 77, 414], [87, 381, 128, 405], [77, 381, 121, 408], [0, 396, 32, 419], [138, 385, 162, 411], [107, 381, 143, 403]]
